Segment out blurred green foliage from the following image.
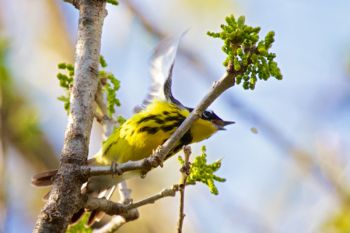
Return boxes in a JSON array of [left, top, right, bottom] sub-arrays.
[[0, 39, 58, 169]]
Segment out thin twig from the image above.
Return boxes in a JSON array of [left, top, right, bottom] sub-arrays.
[[117, 181, 132, 203], [93, 181, 139, 233], [85, 185, 180, 215], [93, 216, 127, 233], [129, 186, 180, 209], [177, 146, 191, 233]]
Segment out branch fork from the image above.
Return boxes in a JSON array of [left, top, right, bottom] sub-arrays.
[[83, 185, 181, 216]]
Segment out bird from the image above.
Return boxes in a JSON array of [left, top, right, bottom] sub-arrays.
[[32, 33, 234, 226]]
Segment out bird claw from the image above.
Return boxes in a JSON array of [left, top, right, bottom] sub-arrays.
[[154, 155, 164, 168], [153, 146, 164, 167], [111, 161, 122, 176], [140, 146, 165, 178]]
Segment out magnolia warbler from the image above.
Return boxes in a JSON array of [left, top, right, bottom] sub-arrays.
[[32, 33, 234, 226]]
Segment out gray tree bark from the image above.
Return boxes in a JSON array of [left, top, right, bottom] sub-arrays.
[[33, 0, 107, 232]]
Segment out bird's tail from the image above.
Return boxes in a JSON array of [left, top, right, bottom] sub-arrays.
[[31, 158, 98, 187], [31, 169, 58, 187]]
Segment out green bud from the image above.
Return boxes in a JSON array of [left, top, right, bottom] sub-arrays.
[[99, 55, 108, 68], [57, 73, 69, 83], [253, 27, 261, 33], [233, 57, 241, 71], [207, 31, 220, 38], [267, 53, 276, 61], [242, 54, 248, 66], [225, 15, 235, 25], [251, 34, 259, 44], [265, 31, 275, 48], [99, 70, 107, 77], [66, 64, 74, 71], [106, 0, 118, 5], [117, 116, 126, 124], [58, 63, 66, 69], [213, 175, 226, 182], [236, 74, 242, 84], [57, 73, 64, 80], [243, 81, 249, 89], [237, 16, 245, 27], [250, 76, 257, 85], [236, 47, 243, 56], [257, 45, 267, 55], [223, 59, 229, 67]]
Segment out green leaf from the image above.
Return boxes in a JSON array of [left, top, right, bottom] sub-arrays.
[[106, 0, 118, 5], [181, 146, 226, 195], [66, 214, 92, 233], [117, 115, 126, 124], [99, 55, 108, 68], [56, 62, 75, 113], [233, 57, 241, 71], [66, 64, 74, 71], [58, 63, 66, 69], [57, 95, 70, 113], [103, 71, 122, 117], [237, 16, 245, 28]]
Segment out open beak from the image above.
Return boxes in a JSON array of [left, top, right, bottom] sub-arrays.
[[212, 120, 235, 130]]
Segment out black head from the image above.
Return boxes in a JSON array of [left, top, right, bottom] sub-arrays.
[[186, 108, 235, 130]]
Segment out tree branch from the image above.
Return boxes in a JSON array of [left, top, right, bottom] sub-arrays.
[[33, 1, 107, 232], [93, 182, 139, 233], [93, 214, 137, 233], [85, 185, 180, 215], [177, 146, 191, 233]]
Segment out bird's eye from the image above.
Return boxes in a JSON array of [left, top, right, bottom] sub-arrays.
[[202, 111, 211, 120]]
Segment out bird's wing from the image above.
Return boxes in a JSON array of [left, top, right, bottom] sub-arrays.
[[135, 32, 186, 112]]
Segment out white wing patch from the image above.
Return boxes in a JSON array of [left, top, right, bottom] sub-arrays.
[[135, 32, 187, 112]]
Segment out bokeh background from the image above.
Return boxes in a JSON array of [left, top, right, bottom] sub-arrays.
[[1, 0, 350, 232]]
